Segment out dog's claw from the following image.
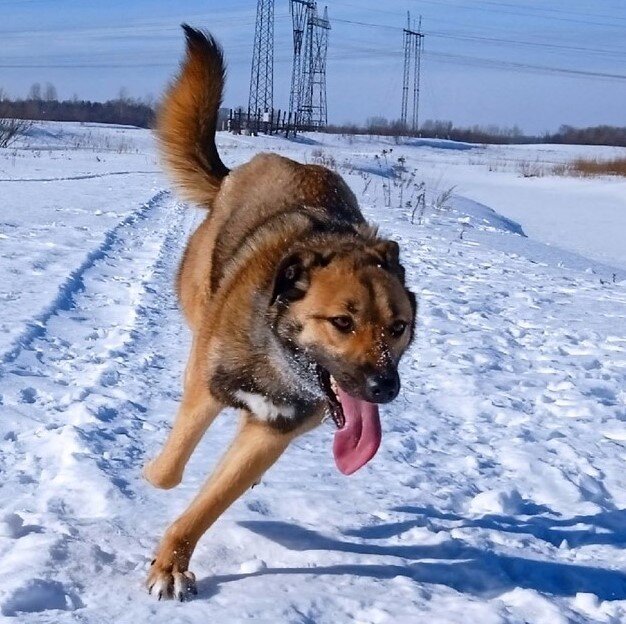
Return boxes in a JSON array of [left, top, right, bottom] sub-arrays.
[[147, 564, 197, 602]]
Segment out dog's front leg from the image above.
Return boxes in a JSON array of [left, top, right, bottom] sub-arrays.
[[143, 389, 222, 490], [146, 413, 296, 600], [144, 336, 224, 489]]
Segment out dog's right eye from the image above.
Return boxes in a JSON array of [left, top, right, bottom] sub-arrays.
[[389, 320, 408, 338], [328, 316, 354, 333]]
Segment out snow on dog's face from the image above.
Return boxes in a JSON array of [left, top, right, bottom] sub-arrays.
[[270, 238, 416, 474]]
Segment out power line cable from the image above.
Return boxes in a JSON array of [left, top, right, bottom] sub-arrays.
[[332, 17, 626, 59]]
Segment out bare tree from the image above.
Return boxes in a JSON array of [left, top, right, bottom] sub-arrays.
[[366, 116, 389, 130], [44, 82, 58, 101], [0, 118, 32, 148], [29, 82, 42, 100]]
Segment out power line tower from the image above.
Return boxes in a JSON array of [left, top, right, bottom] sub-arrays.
[[249, 0, 274, 120], [289, 1, 330, 131], [308, 5, 331, 128], [288, 0, 313, 124], [400, 12, 424, 133]]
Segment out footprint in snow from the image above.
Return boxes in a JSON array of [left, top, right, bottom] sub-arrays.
[[19, 387, 37, 404], [0, 513, 44, 539], [1, 579, 82, 616]]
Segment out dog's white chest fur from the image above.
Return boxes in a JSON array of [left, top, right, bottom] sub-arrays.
[[235, 390, 296, 421]]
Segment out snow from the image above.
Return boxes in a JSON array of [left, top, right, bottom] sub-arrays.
[[1, 122, 625, 623], [313, 134, 626, 271]]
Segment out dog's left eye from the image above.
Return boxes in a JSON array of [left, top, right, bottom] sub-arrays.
[[389, 320, 407, 338], [329, 316, 354, 333]]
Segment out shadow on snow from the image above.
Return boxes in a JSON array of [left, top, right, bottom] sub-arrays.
[[195, 508, 626, 602]]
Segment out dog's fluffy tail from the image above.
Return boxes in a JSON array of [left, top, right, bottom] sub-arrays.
[[157, 25, 229, 209]]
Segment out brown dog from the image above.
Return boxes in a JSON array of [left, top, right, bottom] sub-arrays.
[[143, 25, 416, 600]]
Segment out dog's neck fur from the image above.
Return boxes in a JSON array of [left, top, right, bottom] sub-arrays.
[[206, 227, 327, 430]]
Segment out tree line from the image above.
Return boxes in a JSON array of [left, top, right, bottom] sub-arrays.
[[0, 83, 154, 129], [327, 117, 626, 147], [1, 83, 625, 146]]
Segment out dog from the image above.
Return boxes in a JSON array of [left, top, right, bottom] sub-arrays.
[[143, 25, 416, 601]]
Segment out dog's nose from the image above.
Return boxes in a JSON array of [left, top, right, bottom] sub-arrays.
[[365, 371, 400, 403]]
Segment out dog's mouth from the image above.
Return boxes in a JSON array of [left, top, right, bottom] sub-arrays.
[[316, 365, 382, 476], [317, 366, 345, 429]]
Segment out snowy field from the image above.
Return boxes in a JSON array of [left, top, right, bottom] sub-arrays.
[[1, 121, 625, 623]]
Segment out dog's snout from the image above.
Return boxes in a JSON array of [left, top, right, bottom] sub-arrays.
[[364, 370, 400, 403]]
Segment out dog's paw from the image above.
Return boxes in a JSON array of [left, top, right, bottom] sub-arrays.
[[147, 560, 197, 601], [142, 459, 182, 490]]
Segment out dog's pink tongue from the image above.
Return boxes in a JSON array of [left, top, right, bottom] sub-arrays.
[[333, 387, 382, 475]]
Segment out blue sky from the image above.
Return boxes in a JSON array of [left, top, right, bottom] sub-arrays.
[[1, 0, 626, 133]]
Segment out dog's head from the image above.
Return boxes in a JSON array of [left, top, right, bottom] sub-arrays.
[[270, 234, 416, 421]]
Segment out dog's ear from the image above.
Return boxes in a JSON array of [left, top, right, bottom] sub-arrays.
[[371, 239, 405, 282], [270, 249, 321, 305]]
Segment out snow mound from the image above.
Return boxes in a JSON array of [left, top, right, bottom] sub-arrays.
[[450, 196, 526, 236]]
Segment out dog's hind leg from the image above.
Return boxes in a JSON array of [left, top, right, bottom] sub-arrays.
[[144, 342, 223, 490], [146, 413, 302, 600]]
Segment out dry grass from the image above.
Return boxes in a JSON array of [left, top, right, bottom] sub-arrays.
[[310, 147, 337, 170], [517, 159, 547, 178], [553, 157, 626, 178], [0, 118, 32, 148]]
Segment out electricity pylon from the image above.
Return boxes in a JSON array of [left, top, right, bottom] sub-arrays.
[[401, 12, 424, 133]]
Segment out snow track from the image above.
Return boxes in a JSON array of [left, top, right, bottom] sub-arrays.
[[1, 124, 626, 623], [1, 190, 170, 366], [0, 171, 160, 183], [0, 189, 200, 619]]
